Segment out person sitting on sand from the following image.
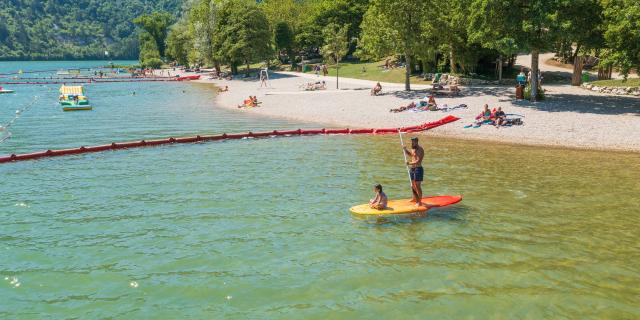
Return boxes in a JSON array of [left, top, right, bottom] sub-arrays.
[[371, 82, 382, 96], [427, 95, 438, 110], [476, 104, 491, 121], [251, 96, 259, 107], [219, 86, 229, 93], [369, 184, 388, 210], [494, 107, 507, 127]]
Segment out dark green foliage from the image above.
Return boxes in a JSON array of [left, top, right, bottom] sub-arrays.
[[165, 20, 190, 66], [0, 0, 181, 60], [601, 0, 640, 76], [138, 32, 162, 68], [212, 0, 272, 74], [133, 12, 174, 58], [274, 22, 293, 54]]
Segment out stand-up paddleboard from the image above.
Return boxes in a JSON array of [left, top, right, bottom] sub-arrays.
[[350, 195, 462, 216]]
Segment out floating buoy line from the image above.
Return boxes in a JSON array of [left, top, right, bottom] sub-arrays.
[[0, 95, 40, 143], [0, 116, 460, 164]]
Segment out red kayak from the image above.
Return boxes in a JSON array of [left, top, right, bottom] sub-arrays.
[[176, 75, 201, 81]]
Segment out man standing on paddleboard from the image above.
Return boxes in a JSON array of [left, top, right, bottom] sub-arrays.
[[404, 137, 425, 206]]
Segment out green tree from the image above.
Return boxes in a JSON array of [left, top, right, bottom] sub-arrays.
[[359, 0, 429, 90], [134, 11, 174, 58], [212, 0, 272, 75], [468, 1, 519, 81], [186, 0, 217, 66], [321, 23, 350, 89], [312, 0, 370, 54], [556, 0, 604, 85], [166, 19, 191, 66], [470, 0, 561, 101], [139, 33, 163, 68], [274, 22, 294, 64], [601, 0, 640, 78]]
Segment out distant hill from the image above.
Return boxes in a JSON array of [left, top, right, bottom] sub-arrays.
[[0, 0, 182, 60]]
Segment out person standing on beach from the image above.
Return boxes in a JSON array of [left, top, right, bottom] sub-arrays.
[[404, 137, 425, 206], [260, 72, 267, 87]]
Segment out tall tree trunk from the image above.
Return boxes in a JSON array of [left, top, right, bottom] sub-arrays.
[[571, 57, 585, 86], [449, 50, 457, 74], [530, 50, 539, 102], [405, 54, 411, 91], [497, 55, 503, 82], [214, 61, 220, 74], [571, 44, 583, 86]]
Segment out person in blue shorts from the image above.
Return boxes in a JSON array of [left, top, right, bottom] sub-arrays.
[[403, 137, 425, 206]]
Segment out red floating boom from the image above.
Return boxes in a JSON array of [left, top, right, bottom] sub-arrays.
[[0, 115, 459, 164]]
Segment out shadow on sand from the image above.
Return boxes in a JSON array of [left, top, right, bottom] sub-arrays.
[[384, 85, 639, 116], [512, 91, 640, 115]]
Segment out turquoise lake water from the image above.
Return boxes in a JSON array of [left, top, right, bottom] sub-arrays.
[[1, 61, 639, 319]]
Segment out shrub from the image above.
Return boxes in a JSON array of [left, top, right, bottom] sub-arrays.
[[524, 84, 545, 100]]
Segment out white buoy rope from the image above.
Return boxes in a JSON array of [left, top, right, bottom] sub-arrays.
[[0, 95, 39, 143]]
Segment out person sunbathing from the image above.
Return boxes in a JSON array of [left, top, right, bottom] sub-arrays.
[[304, 81, 326, 91], [494, 107, 507, 127], [390, 101, 417, 113], [219, 86, 229, 92], [238, 96, 256, 108], [250, 96, 259, 107], [371, 82, 382, 96]]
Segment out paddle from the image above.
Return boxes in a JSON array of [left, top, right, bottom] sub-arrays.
[[398, 130, 412, 188]]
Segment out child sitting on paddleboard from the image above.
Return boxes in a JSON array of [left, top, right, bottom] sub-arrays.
[[369, 184, 388, 210]]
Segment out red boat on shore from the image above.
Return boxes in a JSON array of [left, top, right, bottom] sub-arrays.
[[176, 75, 201, 81]]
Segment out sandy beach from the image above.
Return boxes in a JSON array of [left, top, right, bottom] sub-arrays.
[[169, 68, 639, 152]]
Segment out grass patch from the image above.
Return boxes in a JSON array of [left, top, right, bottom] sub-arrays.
[[305, 60, 433, 85], [589, 78, 640, 88]]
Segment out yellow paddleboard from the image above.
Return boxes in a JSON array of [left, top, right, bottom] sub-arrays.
[[350, 195, 462, 216]]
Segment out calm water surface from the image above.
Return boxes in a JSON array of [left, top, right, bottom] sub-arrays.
[[1, 62, 639, 319]]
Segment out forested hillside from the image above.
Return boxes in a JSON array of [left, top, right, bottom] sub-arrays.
[[0, 0, 182, 60]]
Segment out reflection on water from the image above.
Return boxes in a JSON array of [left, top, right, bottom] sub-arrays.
[[1, 62, 639, 319]]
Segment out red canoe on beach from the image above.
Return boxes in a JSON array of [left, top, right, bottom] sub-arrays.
[[176, 75, 201, 81]]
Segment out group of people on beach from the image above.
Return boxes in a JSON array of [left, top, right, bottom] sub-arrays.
[[389, 95, 438, 113], [475, 104, 509, 127], [314, 64, 329, 77]]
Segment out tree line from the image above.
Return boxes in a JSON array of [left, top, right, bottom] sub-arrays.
[[0, 0, 182, 60], [136, 0, 640, 100]]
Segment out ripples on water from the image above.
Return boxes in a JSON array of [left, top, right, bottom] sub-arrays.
[[1, 62, 639, 319]]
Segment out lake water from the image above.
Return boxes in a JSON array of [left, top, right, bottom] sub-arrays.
[[1, 61, 639, 319]]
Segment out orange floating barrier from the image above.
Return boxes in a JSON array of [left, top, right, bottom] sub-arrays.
[[0, 116, 460, 164]]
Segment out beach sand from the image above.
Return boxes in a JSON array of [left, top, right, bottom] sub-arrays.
[[168, 69, 640, 152]]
